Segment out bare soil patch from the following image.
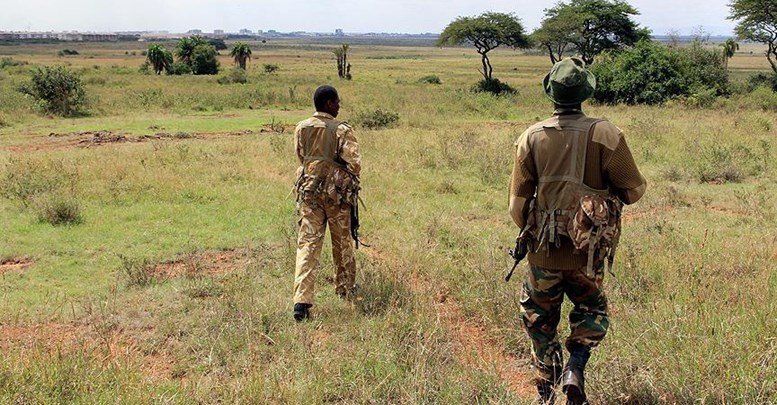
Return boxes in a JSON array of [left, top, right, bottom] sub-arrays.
[[152, 248, 250, 278], [0, 257, 34, 274], [6, 129, 266, 152], [0, 321, 176, 380]]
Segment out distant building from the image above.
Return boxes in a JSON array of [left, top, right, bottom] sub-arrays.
[[256, 30, 263, 34], [187, 29, 203, 35], [214, 29, 224, 35], [239, 28, 253, 35], [335, 28, 344, 36]]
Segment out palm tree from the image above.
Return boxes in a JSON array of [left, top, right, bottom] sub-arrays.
[[146, 43, 172, 75], [175, 36, 207, 65], [722, 38, 739, 70], [230, 42, 252, 69]]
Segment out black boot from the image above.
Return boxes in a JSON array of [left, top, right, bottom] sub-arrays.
[[537, 352, 563, 404], [562, 345, 591, 405], [537, 381, 556, 405], [292, 303, 312, 321]]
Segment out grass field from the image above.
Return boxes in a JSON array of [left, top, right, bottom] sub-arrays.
[[1, 39, 776, 404]]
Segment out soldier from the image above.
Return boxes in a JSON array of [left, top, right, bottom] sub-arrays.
[[292, 85, 361, 322], [509, 57, 647, 404]]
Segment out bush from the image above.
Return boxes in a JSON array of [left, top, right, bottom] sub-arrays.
[[217, 67, 247, 84], [747, 73, 777, 92], [190, 44, 219, 75], [419, 74, 442, 84], [167, 62, 192, 75], [57, 49, 79, 56], [748, 86, 777, 112], [472, 77, 516, 95], [17, 65, 87, 116], [118, 255, 155, 287], [591, 40, 728, 105], [263, 64, 280, 74], [0, 57, 27, 69], [355, 109, 400, 129], [36, 196, 82, 225], [208, 38, 227, 51]]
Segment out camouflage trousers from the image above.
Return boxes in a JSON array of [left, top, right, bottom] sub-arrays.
[[293, 194, 356, 305], [520, 263, 609, 383]]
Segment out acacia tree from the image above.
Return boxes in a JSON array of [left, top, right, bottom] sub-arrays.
[[146, 43, 172, 75], [533, 0, 647, 65], [437, 12, 531, 82], [230, 42, 252, 69], [728, 0, 777, 73]]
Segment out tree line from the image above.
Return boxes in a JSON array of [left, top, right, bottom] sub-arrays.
[[437, 0, 777, 98], [144, 36, 253, 76]]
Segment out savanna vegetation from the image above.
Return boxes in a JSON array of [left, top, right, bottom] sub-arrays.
[[0, 34, 776, 404]]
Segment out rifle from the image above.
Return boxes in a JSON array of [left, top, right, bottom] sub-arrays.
[[505, 237, 529, 282], [350, 196, 370, 249]]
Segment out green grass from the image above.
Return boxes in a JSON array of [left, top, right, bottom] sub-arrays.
[[1, 41, 776, 403]]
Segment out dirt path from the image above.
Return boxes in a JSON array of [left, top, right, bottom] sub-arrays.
[[365, 248, 536, 400], [5, 124, 294, 153]]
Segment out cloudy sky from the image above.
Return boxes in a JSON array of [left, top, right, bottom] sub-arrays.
[[0, 0, 736, 36]]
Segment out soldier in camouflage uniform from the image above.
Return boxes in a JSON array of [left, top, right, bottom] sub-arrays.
[[509, 58, 647, 404], [292, 85, 362, 321]]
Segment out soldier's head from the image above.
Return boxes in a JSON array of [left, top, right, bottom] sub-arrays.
[[543, 57, 596, 108], [314, 85, 340, 117]]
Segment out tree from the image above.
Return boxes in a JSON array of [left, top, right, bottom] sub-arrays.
[[190, 44, 220, 75], [721, 38, 740, 70], [728, 0, 777, 73], [230, 42, 252, 69], [146, 43, 173, 75], [208, 38, 228, 51], [333, 44, 351, 80], [532, 13, 578, 64], [175, 36, 207, 66], [18, 66, 87, 116], [533, 0, 646, 65], [437, 12, 531, 82], [175, 36, 219, 75]]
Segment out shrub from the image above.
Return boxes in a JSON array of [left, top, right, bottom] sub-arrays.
[[472, 78, 516, 95], [748, 86, 777, 112], [591, 40, 728, 105], [57, 49, 79, 56], [35, 195, 82, 225], [217, 67, 247, 84], [190, 44, 219, 75], [118, 255, 155, 287], [167, 62, 192, 75], [17, 66, 87, 116], [0, 57, 27, 69], [263, 64, 280, 74], [355, 109, 400, 129], [419, 74, 442, 84], [747, 73, 777, 92], [208, 38, 227, 51]]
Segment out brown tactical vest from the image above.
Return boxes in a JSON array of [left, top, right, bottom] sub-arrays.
[[527, 115, 607, 253], [296, 118, 358, 206]]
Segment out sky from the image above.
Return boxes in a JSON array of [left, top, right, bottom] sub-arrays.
[[0, 0, 737, 36]]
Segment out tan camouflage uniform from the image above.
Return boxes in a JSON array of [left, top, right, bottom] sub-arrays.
[[293, 112, 361, 305]]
